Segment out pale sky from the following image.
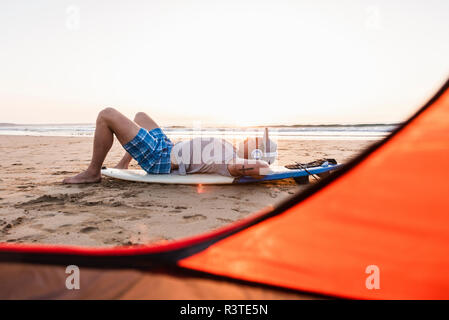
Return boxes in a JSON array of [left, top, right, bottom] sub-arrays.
[[1, 0, 449, 126]]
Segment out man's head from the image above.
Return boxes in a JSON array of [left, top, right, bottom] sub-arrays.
[[237, 129, 277, 164]]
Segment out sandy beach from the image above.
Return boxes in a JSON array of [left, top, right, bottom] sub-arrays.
[[0, 135, 373, 247]]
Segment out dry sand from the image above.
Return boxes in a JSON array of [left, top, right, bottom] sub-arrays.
[[0, 135, 373, 247]]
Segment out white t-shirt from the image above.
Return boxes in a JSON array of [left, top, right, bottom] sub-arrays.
[[171, 137, 237, 176]]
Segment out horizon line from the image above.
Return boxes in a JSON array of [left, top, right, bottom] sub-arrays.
[[0, 122, 403, 128]]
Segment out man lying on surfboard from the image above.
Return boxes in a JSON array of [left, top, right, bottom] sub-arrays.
[[63, 108, 277, 184]]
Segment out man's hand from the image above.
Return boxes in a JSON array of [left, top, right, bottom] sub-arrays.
[[227, 159, 270, 178]]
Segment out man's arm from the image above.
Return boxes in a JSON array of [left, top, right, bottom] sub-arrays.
[[227, 158, 270, 178]]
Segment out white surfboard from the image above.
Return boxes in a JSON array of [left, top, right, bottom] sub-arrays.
[[101, 167, 234, 184], [101, 163, 341, 185]]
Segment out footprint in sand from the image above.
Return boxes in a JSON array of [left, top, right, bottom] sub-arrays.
[[170, 205, 188, 213], [82, 200, 104, 206], [51, 171, 74, 175], [122, 190, 141, 198], [80, 226, 99, 233], [216, 218, 234, 223], [183, 214, 206, 222], [2, 216, 26, 233], [134, 202, 153, 207], [63, 211, 78, 216], [18, 192, 89, 207]]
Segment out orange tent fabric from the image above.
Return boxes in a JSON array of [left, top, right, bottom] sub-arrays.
[[179, 81, 449, 299]]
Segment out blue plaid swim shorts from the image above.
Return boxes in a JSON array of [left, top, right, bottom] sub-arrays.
[[123, 127, 173, 174]]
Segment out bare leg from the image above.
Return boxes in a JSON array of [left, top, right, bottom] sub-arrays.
[[114, 112, 160, 169], [63, 108, 140, 184]]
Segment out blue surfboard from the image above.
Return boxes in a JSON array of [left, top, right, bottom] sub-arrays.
[[235, 163, 341, 183]]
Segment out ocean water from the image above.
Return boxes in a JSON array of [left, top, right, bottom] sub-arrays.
[[0, 124, 399, 141]]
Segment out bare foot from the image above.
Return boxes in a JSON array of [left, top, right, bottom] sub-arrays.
[[62, 170, 101, 184]]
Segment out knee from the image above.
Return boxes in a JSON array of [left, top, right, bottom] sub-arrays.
[[98, 107, 118, 122], [134, 112, 148, 122]]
